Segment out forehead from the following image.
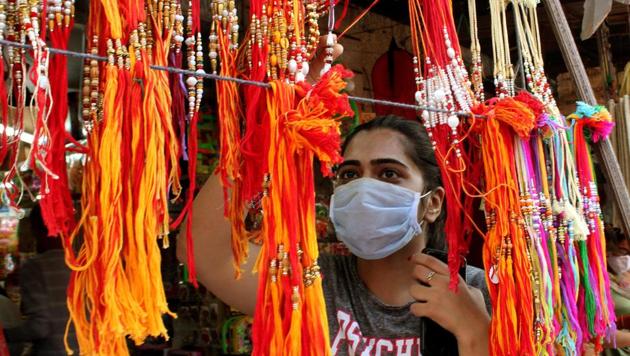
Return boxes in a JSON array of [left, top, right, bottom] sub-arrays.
[[344, 129, 417, 167]]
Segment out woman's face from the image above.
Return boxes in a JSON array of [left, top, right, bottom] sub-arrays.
[[335, 128, 444, 224], [336, 128, 426, 192]]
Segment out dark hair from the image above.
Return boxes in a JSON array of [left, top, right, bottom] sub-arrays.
[[341, 115, 446, 249]]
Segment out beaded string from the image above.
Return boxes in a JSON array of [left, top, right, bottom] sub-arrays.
[[409, 0, 475, 289], [37, 0, 76, 238], [467, 0, 483, 102]]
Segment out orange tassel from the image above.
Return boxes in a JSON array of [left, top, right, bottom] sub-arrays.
[[64, 6, 178, 354], [252, 66, 352, 356], [476, 99, 536, 356]]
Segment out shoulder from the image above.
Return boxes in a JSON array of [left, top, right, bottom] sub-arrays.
[[318, 254, 355, 292], [319, 254, 353, 280]]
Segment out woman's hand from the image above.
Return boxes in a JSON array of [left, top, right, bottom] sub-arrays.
[[408, 253, 490, 355], [306, 34, 344, 84]]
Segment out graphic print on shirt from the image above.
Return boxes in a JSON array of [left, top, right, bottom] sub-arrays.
[[331, 310, 421, 356]]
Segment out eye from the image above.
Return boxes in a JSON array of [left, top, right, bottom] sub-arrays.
[[379, 168, 400, 181], [336, 168, 360, 182]]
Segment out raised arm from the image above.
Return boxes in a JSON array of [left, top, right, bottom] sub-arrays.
[[177, 36, 343, 316], [177, 174, 260, 316]]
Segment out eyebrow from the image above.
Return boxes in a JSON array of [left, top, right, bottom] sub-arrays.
[[336, 158, 410, 170], [370, 158, 409, 169]]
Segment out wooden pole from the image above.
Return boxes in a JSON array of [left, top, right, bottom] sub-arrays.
[[543, 0, 630, 236]]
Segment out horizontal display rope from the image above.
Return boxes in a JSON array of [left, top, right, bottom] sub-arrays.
[[0, 38, 486, 118]]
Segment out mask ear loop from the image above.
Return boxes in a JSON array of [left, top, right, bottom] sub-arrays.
[[416, 189, 434, 225]]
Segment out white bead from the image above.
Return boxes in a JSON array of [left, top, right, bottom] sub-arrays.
[[186, 76, 198, 86], [421, 110, 430, 121], [185, 37, 195, 46], [175, 14, 185, 22], [447, 47, 456, 59], [209, 34, 217, 41], [415, 90, 422, 103], [295, 72, 305, 82], [0, 23, 6, 30], [433, 89, 445, 102], [38, 75, 49, 90], [64, 0, 71, 7], [320, 63, 331, 76], [232, 24, 239, 32], [222, 9, 229, 17], [63, 8, 70, 14], [447, 115, 459, 129], [445, 39, 451, 48], [288, 59, 297, 73], [326, 32, 335, 47], [209, 51, 217, 59], [0, 14, 8, 21], [301, 62, 309, 76], [195, 69, 206, 75], [189, 97, 196, 104]]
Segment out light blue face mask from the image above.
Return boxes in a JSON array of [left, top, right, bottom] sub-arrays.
[[329, 178, 431, 260]]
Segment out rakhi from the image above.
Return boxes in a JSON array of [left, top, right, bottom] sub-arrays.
[[567, 102, 616, 351], [64, 0, 181, 353], [252, 66, 353, 356], [408, 0, 475, 288], [210, 0, 248, 278], [474, 97, 536, 356], [233, 0, 353, 354], [467, 0, 483, 102], [37, 0, 77, 238], [0, 0, 24, 215]]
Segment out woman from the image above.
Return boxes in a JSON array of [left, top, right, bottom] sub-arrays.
[[180, 115, 490, 355]]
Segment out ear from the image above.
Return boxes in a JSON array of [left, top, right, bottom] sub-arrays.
[[421, 186, 445, 223]]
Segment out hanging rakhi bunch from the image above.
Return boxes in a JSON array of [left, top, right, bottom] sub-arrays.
[[0, 0, 22, 213], [0, 0, 9, 168], [170, 0, 203, 287], [567, 102, 617, 350], [238, 0, 329, 223], [252, 67, 353, 356], [64, 0, 181, 353], [208, 0, 248, 277], [221, 0, 355, 354], [408, 0, 475, 286], [467, 0, 483, 102], [36, 0, 79, 238], [0, 0, 49, 215], [471, 1, 618, 354], [514, 0, 615, 353]]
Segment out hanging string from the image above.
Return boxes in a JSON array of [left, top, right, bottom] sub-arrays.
[[0, 38, 486, 118], [337, 0, 379, 39]]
